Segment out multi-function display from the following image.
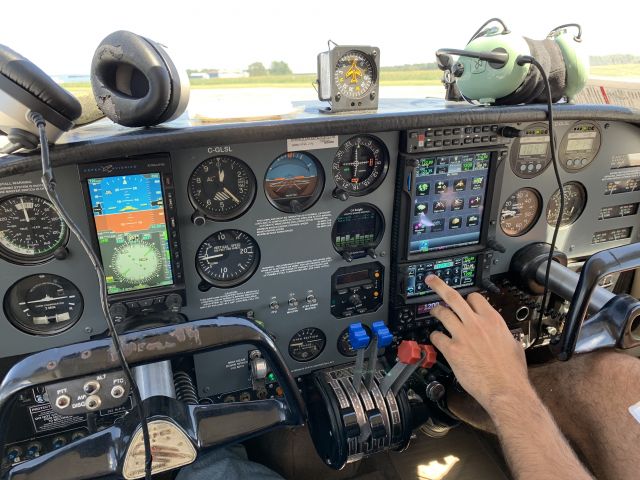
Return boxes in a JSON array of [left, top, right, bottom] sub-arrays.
[[409, 151, 490, 254]]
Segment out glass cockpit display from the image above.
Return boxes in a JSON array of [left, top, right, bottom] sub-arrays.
[[409, 151, 490, 254], [87, 173, 174, 294]]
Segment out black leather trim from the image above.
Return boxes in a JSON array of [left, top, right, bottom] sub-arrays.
[[0, 102, 639, 177], [0, 44, 81, 121], [0, 74, 74, 131]]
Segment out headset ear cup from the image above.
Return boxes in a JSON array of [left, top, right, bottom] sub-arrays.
[[91, 31, 188, 127], [496, 38, 567, 105]]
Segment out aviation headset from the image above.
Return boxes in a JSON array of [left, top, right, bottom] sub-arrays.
[[0, 44, 82, 145], [0, 30, 189, 148], [91, 30, 189, 127]]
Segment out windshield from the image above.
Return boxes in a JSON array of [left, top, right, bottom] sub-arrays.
[[2, 0, 639, 118]]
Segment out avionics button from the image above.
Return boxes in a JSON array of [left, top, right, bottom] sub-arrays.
[[434, 140, 442, 147], [464, 127, 473, 134], [125, 301, 139, 310], [473, 126, 481, 133], [443, 140, 451, 146], [153, 296, 165, 304], [473, 138, 481, 143], [434, 130, 442, 136], [482, 126, 490, 132], [481, 136, 489, 142], [490, 136, 498, 142], [452, 139, 460, 145], [464, 138, 472, 144], [444, 129, 452, 135], [453, 128, 461, 134], [138, 298, 154, 308]]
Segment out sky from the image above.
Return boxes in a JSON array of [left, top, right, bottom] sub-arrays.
[[1, 0, 637, 75]]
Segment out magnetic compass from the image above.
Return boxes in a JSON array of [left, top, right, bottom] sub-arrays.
[[316, 44, 380, 112]]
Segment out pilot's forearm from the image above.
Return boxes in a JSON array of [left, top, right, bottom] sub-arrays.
[[487, 380, 593, 480]]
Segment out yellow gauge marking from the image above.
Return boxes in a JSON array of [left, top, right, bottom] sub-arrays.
[[346, 59, 362, 84]]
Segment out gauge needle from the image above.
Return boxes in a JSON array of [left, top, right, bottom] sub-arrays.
[[20, 197, 30, 223], [218, 168, 225, 183], [223, 187, 240, 204], [201, 254, 224, 261]]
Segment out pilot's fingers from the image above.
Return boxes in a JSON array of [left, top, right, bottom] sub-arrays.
[[430, 330, 453, 356], [430, 305, 463, 339], [425, 274, 475, 322], [466, 292, 495, 317]]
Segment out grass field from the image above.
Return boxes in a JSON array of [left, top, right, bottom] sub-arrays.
[[61, 65, 639, 96]]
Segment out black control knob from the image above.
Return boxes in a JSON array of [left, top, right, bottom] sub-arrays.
[[165, 293, 183, 312], [191, 211, 206, 226], [425, 381, 445, 402], [349, 294, 362, 306], [498, 126, 522, 138], [109, 302, 128, 322], [366, 248, 377, 259], [481, 280, 501, 294], [332, 187, 349, 201], [487, 239, 506, 253], [341, 251, 354, 262], [54, 246, 69, 260], [406, 158, 420, 168]]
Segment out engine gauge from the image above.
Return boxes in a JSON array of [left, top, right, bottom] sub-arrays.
[[337, 325, 371, 357], [546, 182, 587, 227], [264, 152, 325, 213], [196, 229, 260, 288], [500, 188, 542, 237], [559, 121, 602, 171], [188, 156, 256, 221], [332, 203, 384, 256], [334, 50, 377, 100], [0, 194, 68, 264], [332, 135, 389, 196], [288, 327, 326, 362], [4, 274, 83, 335]]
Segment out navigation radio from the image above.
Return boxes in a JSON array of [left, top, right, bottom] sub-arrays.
[[79, 156, 185, 320]]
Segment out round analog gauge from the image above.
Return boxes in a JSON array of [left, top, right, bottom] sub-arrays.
[[196, 229, 260, 288], [337, 325, 371, 357], [4, 274, 83, 335], [0, 195, 68, 264], [546, 182, 587, 227], [332, 203, 384, 254], [264, 152, 325, 213], [559, 121, 602, 172], [288, 327, 326, 362], [332, 135, 389, 196], [111, 241, 162, 285], [188, 156, 257, 221], [334, 50, 377, 100], [500, 188, 542, 237]]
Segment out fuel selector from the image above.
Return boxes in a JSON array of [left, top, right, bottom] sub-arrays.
[[331, 262, 384, 318]]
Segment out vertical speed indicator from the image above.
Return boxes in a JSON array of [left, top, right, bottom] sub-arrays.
[[332, 135, 389, 196]]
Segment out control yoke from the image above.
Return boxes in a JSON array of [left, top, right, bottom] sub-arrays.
[[511, 243, 640, 360]]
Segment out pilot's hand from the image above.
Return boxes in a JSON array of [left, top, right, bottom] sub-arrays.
[[426, 274, 529, 414]]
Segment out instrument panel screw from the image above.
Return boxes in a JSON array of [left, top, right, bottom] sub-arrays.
[[203, 386, 211, 393], [84, 327, 93, 334]]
